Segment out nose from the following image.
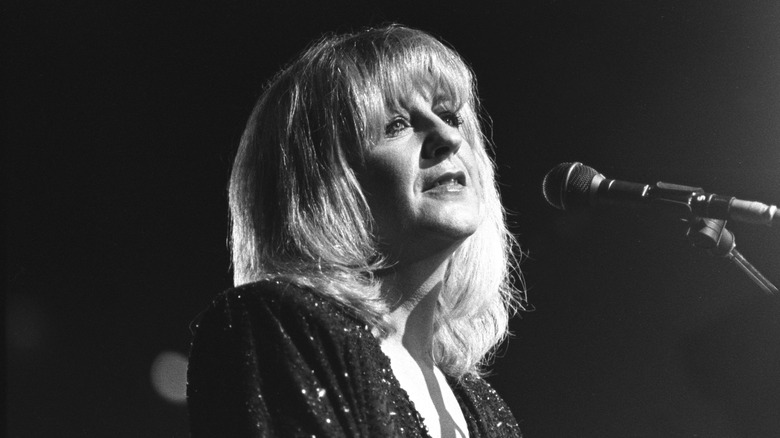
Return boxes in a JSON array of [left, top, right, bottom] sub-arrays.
[[421, 121, 464, 160]]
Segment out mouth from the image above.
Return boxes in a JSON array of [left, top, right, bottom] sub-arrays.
[[423, 171, 467, 192]]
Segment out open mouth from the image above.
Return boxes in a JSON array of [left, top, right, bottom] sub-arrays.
[[424, 171, 467, 191], [433, 178, 463, 187]]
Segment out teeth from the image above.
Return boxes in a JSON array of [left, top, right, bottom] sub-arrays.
[[435, 178, 459, 187]]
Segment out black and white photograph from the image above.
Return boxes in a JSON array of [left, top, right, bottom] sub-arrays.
[[6, 1, 780, 437]]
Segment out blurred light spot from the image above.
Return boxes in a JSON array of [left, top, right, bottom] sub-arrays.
[[151, 351, 188, 404]]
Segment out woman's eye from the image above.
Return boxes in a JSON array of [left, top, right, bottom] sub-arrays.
[[384, 118, 410, 137], [441, 112, 464, 128]]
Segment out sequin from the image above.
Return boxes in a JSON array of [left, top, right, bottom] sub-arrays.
[[187, 280, 522, 437]]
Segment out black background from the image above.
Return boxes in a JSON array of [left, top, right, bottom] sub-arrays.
[[6, 1, 780, 437]]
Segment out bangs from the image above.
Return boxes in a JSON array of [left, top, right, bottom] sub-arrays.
[[380, 46, 472, 115], [344, 30, 477, 147]]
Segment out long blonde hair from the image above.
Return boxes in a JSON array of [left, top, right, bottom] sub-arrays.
[[229, 25, 524, 377]]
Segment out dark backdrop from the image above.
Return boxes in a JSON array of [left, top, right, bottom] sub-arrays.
[[6, 1, 780, 437]]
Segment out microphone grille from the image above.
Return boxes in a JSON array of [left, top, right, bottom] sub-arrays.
[[542, 162, 599, 210]]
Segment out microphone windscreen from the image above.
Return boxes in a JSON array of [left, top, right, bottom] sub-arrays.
[[542, 162, 600, 211]]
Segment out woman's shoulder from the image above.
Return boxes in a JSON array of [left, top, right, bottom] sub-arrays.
[[193, 279, 372, 338], [451, 374, 523, 437], [187, 281, 398, 437], [455, 373, 505, 398]]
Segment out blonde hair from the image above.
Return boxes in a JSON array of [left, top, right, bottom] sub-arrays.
[[229, 25, 525, 377]]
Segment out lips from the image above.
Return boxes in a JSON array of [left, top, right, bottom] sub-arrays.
[[423, 171, 467, 192]]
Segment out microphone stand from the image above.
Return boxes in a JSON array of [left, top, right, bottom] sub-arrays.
[[687, 217, 778, 295]]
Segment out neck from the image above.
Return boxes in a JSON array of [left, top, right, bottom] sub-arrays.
[[380, 249, 453, 365]]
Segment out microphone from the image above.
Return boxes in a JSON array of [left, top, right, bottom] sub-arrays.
[[542, 162, 778, 226]]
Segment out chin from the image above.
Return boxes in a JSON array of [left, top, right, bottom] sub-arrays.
[[392, 225, 476, 265], [376, 205, 482, 261], [423, 215, 481, 242]]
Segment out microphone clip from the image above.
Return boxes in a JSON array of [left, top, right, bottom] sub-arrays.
[[686, 217, 778, 295]]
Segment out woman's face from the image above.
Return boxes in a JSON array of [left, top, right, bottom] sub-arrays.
[[358, 88, 483, 263]]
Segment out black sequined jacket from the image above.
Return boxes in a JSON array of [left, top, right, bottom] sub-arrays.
[[187, 280, 522, 437]]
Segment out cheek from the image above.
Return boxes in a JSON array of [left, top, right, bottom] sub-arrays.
[[359, 153, 417, 221], [363, 145, 417, 191]]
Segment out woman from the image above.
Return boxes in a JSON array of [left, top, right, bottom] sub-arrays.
[[187, 24, 526, 438]]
